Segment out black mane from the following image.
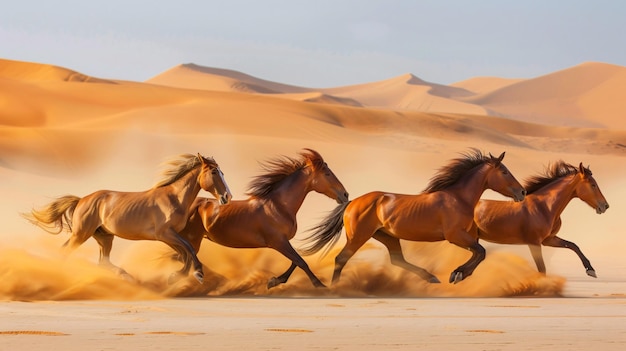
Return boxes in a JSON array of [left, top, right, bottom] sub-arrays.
[[246, 149, 324, 198], [423, 149, 494, 193], [524, 161, 590, 194]]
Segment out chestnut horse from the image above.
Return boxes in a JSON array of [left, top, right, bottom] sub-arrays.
[[178, 149, 349, 289], [301, 149, 526, 284], [23, 154, 232, 283], [472, 161, 609, 277]]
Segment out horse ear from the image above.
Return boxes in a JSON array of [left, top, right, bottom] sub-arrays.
[[302, 148, 323, 170], [491, 151, 504, 165], [305, 155, 318, 170], [197, 153, 205, 165], [579, 162, 587, 177]]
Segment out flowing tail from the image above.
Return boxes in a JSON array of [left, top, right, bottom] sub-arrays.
[[300, 201, 351, 257], [22, 195, 81, 234]]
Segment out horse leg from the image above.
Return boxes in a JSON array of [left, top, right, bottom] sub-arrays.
[[447, 232, 486, 283], [158, 228, 205, 284], [178, 211, 205, 255], [372, 231, 440, 283], [269, 239, 325, 289], [331, 233, 373, 285], [92, 230, 133, 280], [542, 236, 596, 278], [62, 225, 96, 256], [267, 263, 297, 289], [528, 244, 547, 274]]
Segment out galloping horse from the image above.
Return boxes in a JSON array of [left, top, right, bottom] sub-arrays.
[[301, 149, 526, 284], [23, 154, 232, 283], [178, 149, 349, 289], [472, 161, 609, 277]]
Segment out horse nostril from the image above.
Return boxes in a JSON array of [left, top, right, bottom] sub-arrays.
[[605, 203, 610, 210], [522, 189, 527, 196], [344, 192, 349, 199]]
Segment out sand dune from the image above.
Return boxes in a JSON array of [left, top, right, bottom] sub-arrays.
[[451, 76, 524, 94], [464, 62, 626, 129], [146, 62, 626, 131], [147, 63, 309, 93], [0, 58, 113, 84], [2, 58, 625, 178]]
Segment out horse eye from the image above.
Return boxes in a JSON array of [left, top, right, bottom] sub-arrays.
[[502, 170, 509, 175]]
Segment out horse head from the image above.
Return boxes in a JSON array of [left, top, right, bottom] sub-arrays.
[[485, 151, 526, 202], [575, 163, 609, 214], [197, 153, 232, 205], [302, 148, 349, 204]]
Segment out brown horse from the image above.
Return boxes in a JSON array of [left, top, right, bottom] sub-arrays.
[[23, 154, 232, 283], [301, 149, 526, 284], [178, 149, 349, 289], [472, 161, 609, 277]]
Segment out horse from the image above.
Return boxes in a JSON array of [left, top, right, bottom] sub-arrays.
[[472, 161, 609, 277], [178, 148, 349, 289], [23, 153, 232, 284], [301, 149, 526, 285]]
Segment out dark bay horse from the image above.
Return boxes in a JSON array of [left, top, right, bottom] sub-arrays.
[[301, 149, 526, 284], [23, 154, 232, 283], [472, 161, 609, 277], [178, 149, 349, 289]]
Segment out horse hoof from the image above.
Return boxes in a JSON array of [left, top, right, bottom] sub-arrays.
[[267, 277, 280, 290], [313, 281, 327, 289], [193, 271, 204, 284], [586, 269, 597, 278], [449, 271, 463, 284], [428, 276, 441, 284]]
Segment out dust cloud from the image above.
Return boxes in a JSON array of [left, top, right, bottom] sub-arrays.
[[0, 236, 564, 301]]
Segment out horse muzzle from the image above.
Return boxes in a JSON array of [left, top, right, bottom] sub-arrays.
[[336, 191, 350, 204], [219, 192, 232, 205], [596, 202, 609, 214], [512, 188, 526, 202]]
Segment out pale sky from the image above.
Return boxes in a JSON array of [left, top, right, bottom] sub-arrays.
[[2, 0, 625, 87]]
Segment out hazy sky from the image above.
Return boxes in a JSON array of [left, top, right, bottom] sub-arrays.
[[2, 0, 625, 87]]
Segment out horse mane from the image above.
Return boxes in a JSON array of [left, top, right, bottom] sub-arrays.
[[246, 149, 324, 198], [524, 161, 591, 194], [154, 154, 216, 188], [423, 148, 493, 193]]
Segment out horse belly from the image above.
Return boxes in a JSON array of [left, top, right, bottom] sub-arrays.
[[385, 217, 445, 242], [475, 205, 529, 245], [380, 198, 446, 242]]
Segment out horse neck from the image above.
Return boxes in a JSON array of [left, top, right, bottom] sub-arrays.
[[444, 164, 490, 207], [530, 175, 578, 217], [162, 167, 202, 209], [267, 168, 311, 217]]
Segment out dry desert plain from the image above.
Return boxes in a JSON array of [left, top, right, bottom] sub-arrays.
[[1, 58, 625, 350]]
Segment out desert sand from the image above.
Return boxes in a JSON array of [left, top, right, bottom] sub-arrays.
[[1, 57, 625, 350]]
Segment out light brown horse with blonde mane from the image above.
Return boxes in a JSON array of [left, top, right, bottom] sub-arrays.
[[23, 153, 232, 284], [472, 161, 609, 277], [301, 149, 526, 285], [178, 149, 349, 289]]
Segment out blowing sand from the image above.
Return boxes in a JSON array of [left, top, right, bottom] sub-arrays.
[[1, 58, 625, 350]]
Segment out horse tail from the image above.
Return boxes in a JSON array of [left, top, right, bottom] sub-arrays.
[[299, 201, 351, 257], [22, 195, 81, 234]]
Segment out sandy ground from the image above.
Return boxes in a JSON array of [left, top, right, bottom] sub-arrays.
[[1, 293, 626, 351], [1, 58, 626, 350]]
